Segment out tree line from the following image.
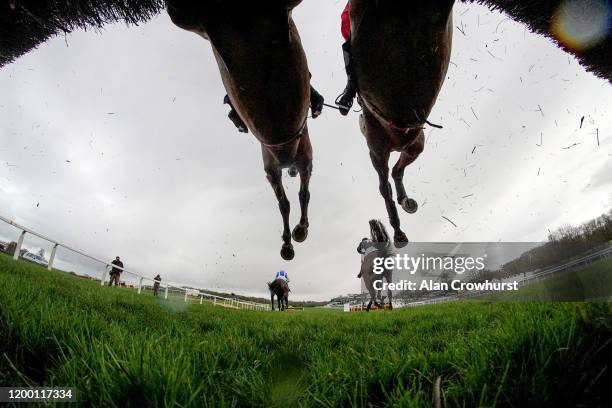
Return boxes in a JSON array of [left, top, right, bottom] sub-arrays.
[[499, 209, 612, 278]]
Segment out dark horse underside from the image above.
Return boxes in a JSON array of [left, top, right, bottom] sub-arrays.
[[165, 0, 314, 261]]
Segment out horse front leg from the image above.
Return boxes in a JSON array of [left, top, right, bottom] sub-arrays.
[[292, 137, 312, 243], [392, 132, 424, 214], [271, 294, 275, 311], [291, 163, 311, 242], [369, 149, 408, 243], [265, 165, 294, 260]]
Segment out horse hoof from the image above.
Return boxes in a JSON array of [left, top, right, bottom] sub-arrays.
[[394, 231, 409, 245], [280, 244, 295, 261], [292, 224, 308, 243], [401, 197, 418, 214]]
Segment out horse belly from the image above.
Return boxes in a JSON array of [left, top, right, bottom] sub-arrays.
[[208, 17, 310, 145], [352, 2, 453, 121]]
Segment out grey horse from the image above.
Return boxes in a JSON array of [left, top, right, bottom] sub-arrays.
[[359, 219, 394, 311]]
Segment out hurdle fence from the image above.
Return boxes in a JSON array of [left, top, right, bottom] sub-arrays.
[[0, 213, 271, 312]]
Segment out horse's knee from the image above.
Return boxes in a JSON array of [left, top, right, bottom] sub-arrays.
[[298, 189, 310, 203], [409, 133, 425, 156], [411, 142, 424, 157], [379, 181, 393, 199], [391, 167, 403, 180]]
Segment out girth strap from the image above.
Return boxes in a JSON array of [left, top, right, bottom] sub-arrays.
[[260, 117, 307, 149]]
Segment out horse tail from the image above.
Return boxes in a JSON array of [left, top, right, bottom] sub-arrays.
[[377, 220, 390, 243]]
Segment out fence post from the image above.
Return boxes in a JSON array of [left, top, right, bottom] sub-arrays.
[[13, 230, 26, 260], [213, 297, 217, 306], [47, 243, 58, 271], [164, 285, 169, 299], [200, 295, 203, 305], [101, 265, 109, 286], [138, 277, 143, 294], [184, 291, 188, 302]]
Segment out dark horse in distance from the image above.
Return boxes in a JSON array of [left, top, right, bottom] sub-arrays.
[[268, 279, 290, 311], [166, 0, 315, 260], [349, 0, 454, 242]]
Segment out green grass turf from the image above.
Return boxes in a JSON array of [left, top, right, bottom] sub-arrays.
[[0, 252, 610, 407]]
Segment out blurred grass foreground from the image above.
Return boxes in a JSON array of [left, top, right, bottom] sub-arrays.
[[0, 252, 611, 407]]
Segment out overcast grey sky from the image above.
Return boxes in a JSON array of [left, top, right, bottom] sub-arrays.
[[1, 1, 611, 300]]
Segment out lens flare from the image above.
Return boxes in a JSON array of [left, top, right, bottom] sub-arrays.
[[551, 0, 611, 51]]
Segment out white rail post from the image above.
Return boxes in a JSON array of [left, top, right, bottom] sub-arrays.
[[138, 277, 143, 294], [184, 291, 188, 302], [164, 285, 169, 299], [13, 230, 26, 260], [101, 265, 108, 286], [47, 243, 58, 271], [213, 297, 217, 306], [200, 295, 203, 305]]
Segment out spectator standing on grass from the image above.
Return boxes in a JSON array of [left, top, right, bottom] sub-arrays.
[[108, 256, 123, 287], [153, 274, 162, 296]]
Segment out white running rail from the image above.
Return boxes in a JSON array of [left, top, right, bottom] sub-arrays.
[[0, 214, 271, 311]]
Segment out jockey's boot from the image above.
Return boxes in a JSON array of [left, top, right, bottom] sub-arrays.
[[310, 85, 324, 119], [336, 40, 357, 116], [223, 95, 248, 133]]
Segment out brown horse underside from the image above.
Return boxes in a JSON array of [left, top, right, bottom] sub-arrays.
[[350, 0, 454, 243]]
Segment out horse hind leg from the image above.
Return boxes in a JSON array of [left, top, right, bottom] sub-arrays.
[[366, 277, 379, 312], [265, 165, 294, 260], [369, 149, 408, 243], [386, 271, 393, 310], [392, 132, 424, 215]]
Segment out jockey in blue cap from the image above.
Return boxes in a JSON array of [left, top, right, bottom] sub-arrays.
[[275, 270, 290, 282]]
